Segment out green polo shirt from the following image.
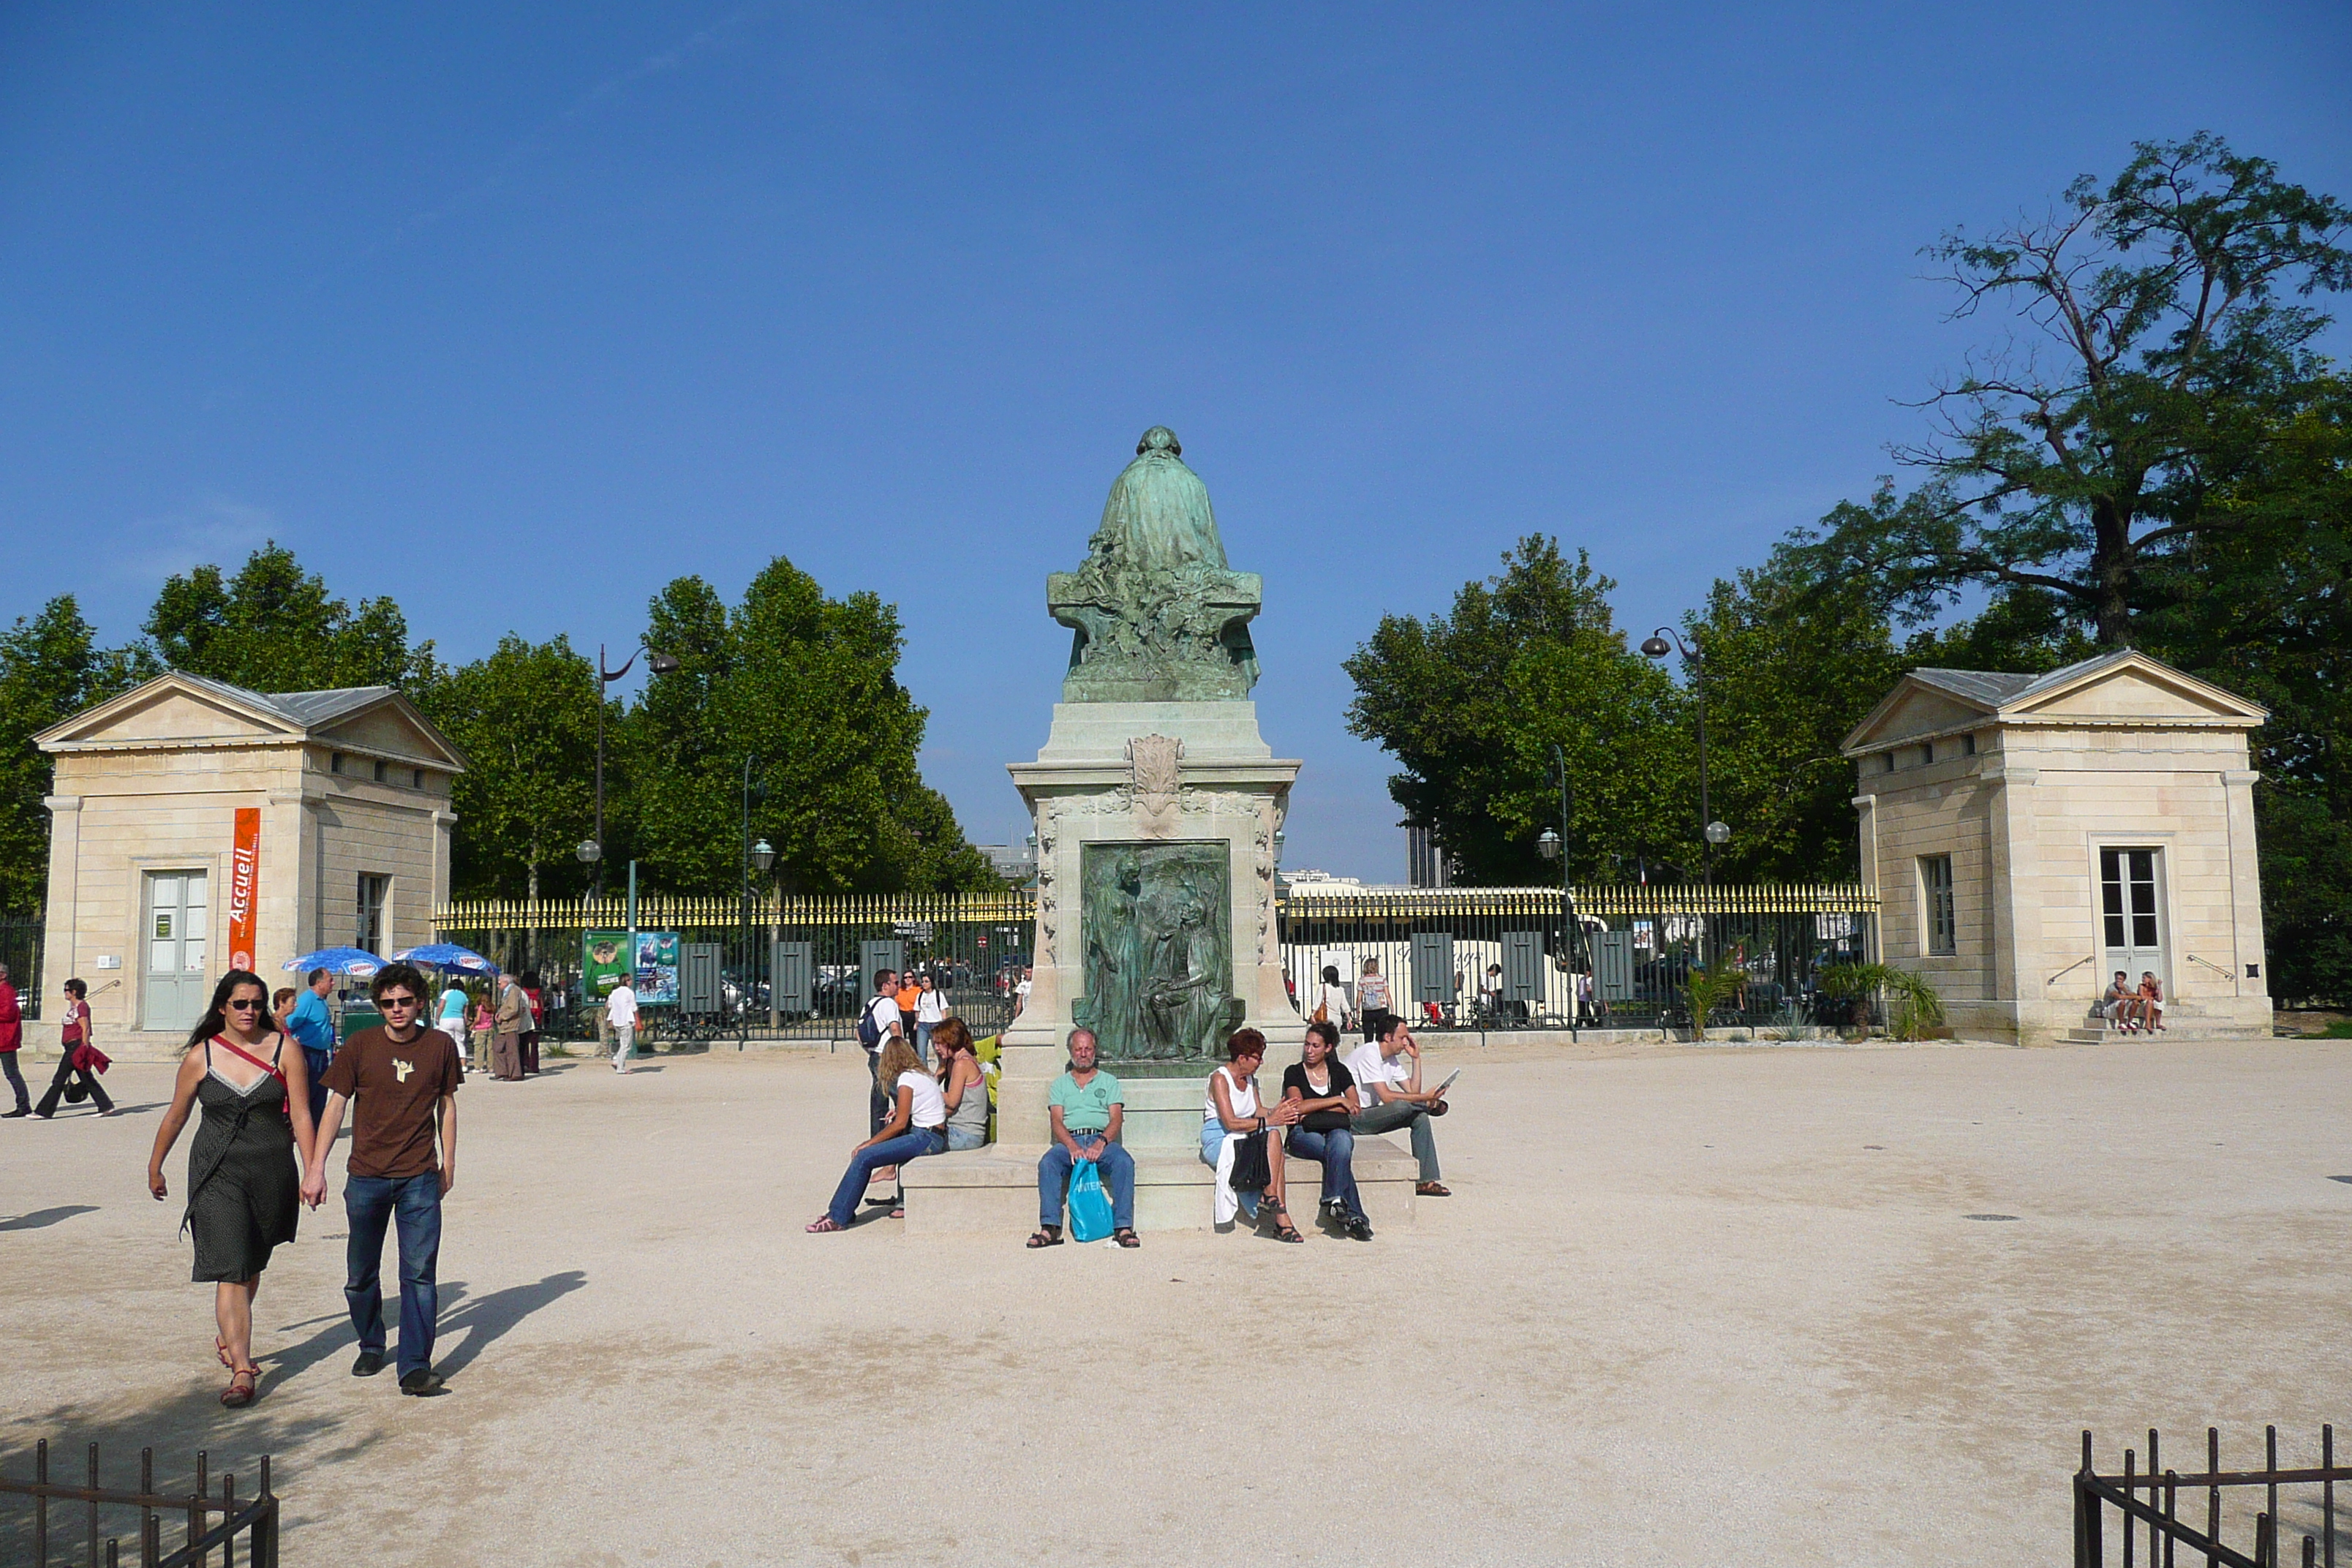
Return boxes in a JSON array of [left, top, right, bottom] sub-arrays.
[[1048, 1069, 1123, 1134]]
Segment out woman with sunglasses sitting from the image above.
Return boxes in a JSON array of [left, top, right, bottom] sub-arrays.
[[146, 969, 319, 1408]]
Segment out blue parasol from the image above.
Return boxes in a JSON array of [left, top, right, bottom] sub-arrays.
[[282, 946, 384, 977], [390, 943, 496, 973]]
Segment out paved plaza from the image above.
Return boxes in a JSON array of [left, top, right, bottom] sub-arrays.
[[4, 1037, 2347, 1564]]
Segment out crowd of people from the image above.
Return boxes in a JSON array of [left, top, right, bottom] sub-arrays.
[[805, 965, 1455, 1246]]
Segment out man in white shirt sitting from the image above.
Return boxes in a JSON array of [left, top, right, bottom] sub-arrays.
[[606, 980, 639, 1074], [1343, 1015, 1452, 1197]]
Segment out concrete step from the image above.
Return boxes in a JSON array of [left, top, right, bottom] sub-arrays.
[[901, 1136, 1419, 1236]]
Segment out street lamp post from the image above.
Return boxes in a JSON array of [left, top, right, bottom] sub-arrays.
[[1641, 629, 1730, 967], [739, 753, 771, 1031], [1537, 741, 1579, 1027], [587, 642, 680, 900]]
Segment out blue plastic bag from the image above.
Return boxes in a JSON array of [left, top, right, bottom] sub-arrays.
[[1067, 1158, 1115, 1243]]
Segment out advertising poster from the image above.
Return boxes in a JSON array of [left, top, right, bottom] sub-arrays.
[[634, 931, 681, 1006], [227, 807, 260, 971], [582, 930, 632, 1000]]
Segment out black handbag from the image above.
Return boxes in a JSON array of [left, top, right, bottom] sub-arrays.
[[1228, 1129, 1272, 1192]]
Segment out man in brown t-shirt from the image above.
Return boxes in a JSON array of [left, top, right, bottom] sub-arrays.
[[303, 961, 461, 1395]]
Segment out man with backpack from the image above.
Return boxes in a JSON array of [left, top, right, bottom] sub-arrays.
[[857, 967, 905, 1130]]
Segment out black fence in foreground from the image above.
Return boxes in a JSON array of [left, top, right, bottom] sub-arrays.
[[2076, 1425, 2346, 1567], [1, 1440, 281, 1567]]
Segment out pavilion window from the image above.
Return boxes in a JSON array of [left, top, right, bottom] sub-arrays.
[[1921, 855, 1956, 956]]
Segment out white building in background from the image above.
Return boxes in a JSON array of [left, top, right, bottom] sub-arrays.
[[1842, 649, 2272, 1046], [34, 672, 466, 1055]]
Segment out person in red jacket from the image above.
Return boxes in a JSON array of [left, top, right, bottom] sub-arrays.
[[0, 961, 29, 1116]]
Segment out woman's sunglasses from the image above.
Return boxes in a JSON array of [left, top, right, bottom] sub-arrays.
[[226, 998, 265, 1011]]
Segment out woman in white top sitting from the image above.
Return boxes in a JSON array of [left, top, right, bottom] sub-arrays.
[[1199, 1028, 1304, 1240], [809, 1038, 946, 1232]]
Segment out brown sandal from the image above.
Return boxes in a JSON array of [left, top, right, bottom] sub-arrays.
[[1027, 1228, 1064, 1248], [1112, 1227, 1140, 1248], [1417, 1181, 1452, 1197], [220, 1368, 257, 1409]]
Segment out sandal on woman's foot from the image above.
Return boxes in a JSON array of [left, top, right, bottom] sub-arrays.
[[889, 1207, 905, 1220], [1272, 1218, 1306, 1243], [216, 1336, 232, 1369], [221, 1368, 257, 1409], [804, 1216, 846, 1233], [1417, 1181, 1452, 1197], [1113, 1227, 1140, 1248], [1027, 1227, 1063, 1248]]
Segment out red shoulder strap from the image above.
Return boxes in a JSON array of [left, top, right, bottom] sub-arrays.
[[212, 1035, 287, 1086]]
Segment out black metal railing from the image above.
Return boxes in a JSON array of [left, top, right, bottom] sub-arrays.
[[1, 913, 44, 1019], [434, 883, 1878, 1044], [2076, 1425, 2346, 1567], [1, 1440, 281, 1567]]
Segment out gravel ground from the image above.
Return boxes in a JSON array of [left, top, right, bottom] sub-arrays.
[[3, 1036, 2347, 1566]]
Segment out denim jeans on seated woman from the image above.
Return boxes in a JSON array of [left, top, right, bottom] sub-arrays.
[[1283, 1126, 1363, 1221], [1197, 1123, 1260, 1222], [826, 1127, 945, 1226]]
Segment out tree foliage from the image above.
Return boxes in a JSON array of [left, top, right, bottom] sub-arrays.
[[144, 542, 437, 692], [0, 598, 149, 911], [1346, 538, 1689, 884], [618, 558, 996, 897], [412, 636, 603, 900], [1794, 134, 2349, 645]]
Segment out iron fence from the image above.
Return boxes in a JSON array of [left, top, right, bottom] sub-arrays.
[[435, 883, 1876, 1043], [2075, 1425, 2346, 1567], [432, 892, 1033, 1043], [1, 1439, 280, 1567], [1279, 883, 1877, 1033], [1, 914, 43, 1019]]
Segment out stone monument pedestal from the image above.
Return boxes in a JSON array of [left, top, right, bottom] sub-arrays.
[[995, 698, 1297, 1147], [902, 426, 1417, 1234]]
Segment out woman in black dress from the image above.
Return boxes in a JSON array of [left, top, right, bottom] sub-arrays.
[[146, 970, 317, 1408]]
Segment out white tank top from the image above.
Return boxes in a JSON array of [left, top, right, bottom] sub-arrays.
[[1203, 1065, 1259, 1127]]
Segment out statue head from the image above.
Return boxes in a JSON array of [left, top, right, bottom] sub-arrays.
[[1137, 425, 1181, 458]]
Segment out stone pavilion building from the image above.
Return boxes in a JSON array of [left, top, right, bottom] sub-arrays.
[[33, 672, 465, 1055], [1842, 649, 2271, 1046]]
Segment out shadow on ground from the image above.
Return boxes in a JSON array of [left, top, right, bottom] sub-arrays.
[[0, 1271, 587, 1559]]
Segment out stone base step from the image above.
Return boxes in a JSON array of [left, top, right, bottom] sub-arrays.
[[900, 1137, 1420, 1236]]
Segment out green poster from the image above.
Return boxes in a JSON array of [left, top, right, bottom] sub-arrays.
[[583, 930, 632, 1000]]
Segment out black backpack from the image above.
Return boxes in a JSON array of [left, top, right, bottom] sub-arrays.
[[856, 998, 886, 1051]]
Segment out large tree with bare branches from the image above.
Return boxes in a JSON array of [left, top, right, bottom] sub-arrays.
[[1796, 133, 2348, 646]]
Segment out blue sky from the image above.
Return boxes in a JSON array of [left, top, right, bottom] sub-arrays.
[[3, 3, 2346, 879]]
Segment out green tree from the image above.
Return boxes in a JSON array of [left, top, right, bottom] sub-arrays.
[[143, 542, 434, 692], [1794, 134, 2348, 645], [1346, 538, 1689, 883], [0, 598, 150, 911], [620, 559, 994, 896], [1790, 137, 2352, 1001], [414, 636, 603, 900], [1685, 554, 1905, 882]]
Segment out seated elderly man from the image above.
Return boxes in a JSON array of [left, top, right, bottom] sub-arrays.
[[1031, 1029, 1139, 1250]]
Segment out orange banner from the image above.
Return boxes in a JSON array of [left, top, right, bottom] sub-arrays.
[[228, 807, 261, 973]]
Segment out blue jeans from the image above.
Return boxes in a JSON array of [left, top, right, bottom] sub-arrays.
[[1038, 1137, 1135, 1231], [946, 1124, 987, 1152], [344, 1172, 442, 1379], [826, 1128, 944, 1226], [1284, 1126, 1363, 1221], [302, 1047, 333, 1128]]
